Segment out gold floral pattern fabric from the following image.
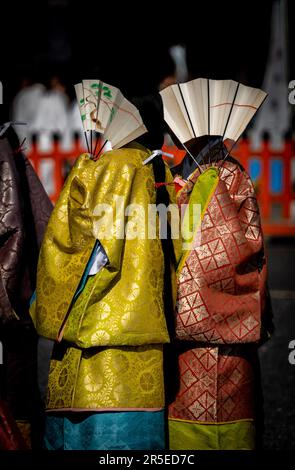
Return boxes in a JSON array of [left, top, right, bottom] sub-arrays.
[[63, 161, 171, 347], [32, 144, 181, 411], [32, 148, 155, 340], [47, 345, 164, 410]]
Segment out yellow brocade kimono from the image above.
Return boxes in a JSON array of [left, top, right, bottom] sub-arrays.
[[30, 144, 181, 413]]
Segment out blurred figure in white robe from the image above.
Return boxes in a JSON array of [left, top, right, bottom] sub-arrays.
[[11, 78, 45, 145]]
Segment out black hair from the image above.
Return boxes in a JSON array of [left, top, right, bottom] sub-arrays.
[[151, 155, 176, 334], [131, 94, 165, 149]]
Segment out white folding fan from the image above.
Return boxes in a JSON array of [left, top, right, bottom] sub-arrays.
[[160, 78, 267, 167], [75, 80, 147, 158]]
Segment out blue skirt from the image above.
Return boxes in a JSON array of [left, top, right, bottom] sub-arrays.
[[44, 410, 165, 450]]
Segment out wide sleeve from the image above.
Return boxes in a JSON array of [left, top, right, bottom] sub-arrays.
[[32, 150, 138, 341], [175, 165, 267, 345]]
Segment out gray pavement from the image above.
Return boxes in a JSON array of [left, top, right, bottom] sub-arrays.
[[260, 238, 295, 449]]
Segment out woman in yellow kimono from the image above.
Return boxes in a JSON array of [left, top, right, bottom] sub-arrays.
[[30, 95, 181, 450]]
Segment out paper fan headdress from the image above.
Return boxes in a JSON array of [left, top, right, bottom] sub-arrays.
[[160, 78, 267, 167], [75, 80, 147, 158]]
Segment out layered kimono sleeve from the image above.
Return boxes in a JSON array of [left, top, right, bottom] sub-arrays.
[[175, 164, 267, 345], [31, 150, 139, 341], [61, 151, 171, 348]]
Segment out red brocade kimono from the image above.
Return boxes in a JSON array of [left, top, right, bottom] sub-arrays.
[[169, 159, 269, 450]]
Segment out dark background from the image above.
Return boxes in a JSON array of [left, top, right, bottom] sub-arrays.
[[0, 0, 290, 115]]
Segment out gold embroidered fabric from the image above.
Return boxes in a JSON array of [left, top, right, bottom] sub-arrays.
[[63, 160, 180, 347], [32, 148, 157, 340], [47, 345, 164, 410]]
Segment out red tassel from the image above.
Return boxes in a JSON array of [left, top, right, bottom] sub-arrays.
[[154, 182, 175, 188]]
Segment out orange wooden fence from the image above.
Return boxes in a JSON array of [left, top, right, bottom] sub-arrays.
[[28, 137, 295, 237], [231, 138, 295, 236]]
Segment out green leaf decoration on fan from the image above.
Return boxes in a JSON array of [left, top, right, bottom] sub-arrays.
[[74, 79, 147, 152]]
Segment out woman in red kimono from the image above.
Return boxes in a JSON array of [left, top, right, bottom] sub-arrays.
[[159, 77, 273, 450], [168, 137, 272, 450]]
